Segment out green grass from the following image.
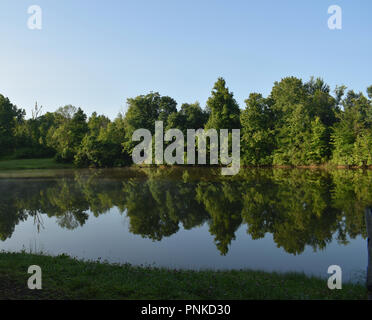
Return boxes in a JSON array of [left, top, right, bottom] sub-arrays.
[[0, 158, 72, 171], [0, 252, 367, 300]]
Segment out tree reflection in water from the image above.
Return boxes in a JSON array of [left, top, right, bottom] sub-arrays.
[[0, 168, 371, 257]]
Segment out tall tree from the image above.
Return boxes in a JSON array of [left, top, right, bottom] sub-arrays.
[[240, 93, 275, 165], [205, 78, 240, 130], [270, 77, 309, 165]]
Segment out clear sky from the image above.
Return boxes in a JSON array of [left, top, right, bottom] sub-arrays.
[[0, 0, 371, 119]]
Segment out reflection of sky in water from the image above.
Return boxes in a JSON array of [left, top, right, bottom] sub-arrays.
[[1, 207, 367, 283]]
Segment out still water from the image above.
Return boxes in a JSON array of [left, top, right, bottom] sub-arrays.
[[0, 167, 370, 282]]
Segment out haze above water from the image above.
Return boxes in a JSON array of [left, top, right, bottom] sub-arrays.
[[0, 167, 370, 282]]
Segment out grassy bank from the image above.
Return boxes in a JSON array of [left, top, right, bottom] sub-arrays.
[[0, 252, 367, 300], [0, 158, 72, 171]]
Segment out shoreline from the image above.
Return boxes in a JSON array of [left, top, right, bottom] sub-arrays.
[[1, 157, 372, 172]]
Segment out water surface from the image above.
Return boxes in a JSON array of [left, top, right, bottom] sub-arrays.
[[1, 167, 370, 282]]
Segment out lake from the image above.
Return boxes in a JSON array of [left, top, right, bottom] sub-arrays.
[[0, 167, 371, 282]]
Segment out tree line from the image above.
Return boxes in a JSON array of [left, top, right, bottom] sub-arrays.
[[1, 76, 372, 167]]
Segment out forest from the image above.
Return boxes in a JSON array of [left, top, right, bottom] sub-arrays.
[[1, 76, 372, 167]]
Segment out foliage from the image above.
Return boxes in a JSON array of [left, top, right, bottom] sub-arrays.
[[331, 91, 372, 166], [1, 76, 372, 167], [74, 114, 129, 167], [46, 106, 88, 162], [122, 93, 177, 156], [271, 77, 338, 165], [0, 94, 25, 156], [166, 102, 208, 133], [205, 78, 240, 131], [240, 93, 275, 165]]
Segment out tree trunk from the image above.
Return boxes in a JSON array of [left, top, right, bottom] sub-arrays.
[[366, 207, 372, 300]]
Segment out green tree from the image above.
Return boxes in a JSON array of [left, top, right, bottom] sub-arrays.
[[271, 77, 336, 165], [270, 77, 309, 165], [0, 94, 25, 156], [331, 90, 372, 165], [47, 106, 88, 162], [353, 129, 372, 166], [306, 117, 329, 164], [75, 114, 129, 167], [240, 93, 275, 165], [14, 104, 55, 158], [205, 78, 240, 130], [122, 93, 177, 156], [166, 102, 209, 133]]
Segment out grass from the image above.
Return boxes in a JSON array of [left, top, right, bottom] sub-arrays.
[[0, 252, 367, 300], [0, 158, 72, 171]]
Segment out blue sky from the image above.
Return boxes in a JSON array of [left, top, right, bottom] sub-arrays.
[[0, 0, 371, 119]]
